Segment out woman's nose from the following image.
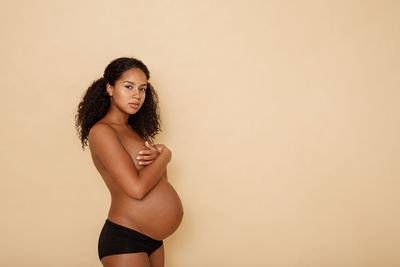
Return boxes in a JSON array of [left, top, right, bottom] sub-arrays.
[[132, 87, 140, 96]]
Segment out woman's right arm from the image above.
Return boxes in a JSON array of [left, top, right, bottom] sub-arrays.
[[88, 124, 171, 200]]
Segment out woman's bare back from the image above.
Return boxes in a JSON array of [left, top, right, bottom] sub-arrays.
[[89, 121, 183, 240]]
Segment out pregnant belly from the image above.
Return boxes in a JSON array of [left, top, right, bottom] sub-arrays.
[[141, 179, 184, 238], [110, 179, 183, 240]]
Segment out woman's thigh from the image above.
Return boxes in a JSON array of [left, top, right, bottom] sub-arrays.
[[101, 252, 150, 267], [149, 244, 164, 267]]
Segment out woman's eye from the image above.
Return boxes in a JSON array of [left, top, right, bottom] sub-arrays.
[[125, 86, 146, 92]]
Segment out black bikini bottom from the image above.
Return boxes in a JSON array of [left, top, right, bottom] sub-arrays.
[[98, 219, 163, 260]]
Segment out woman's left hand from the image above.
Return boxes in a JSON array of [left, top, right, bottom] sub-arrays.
[[136, 141, 160, 166]]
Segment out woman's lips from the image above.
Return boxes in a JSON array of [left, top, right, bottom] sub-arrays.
[[129, 103, 139, 109]]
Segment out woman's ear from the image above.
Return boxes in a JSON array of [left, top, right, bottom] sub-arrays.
[[106, 83, 113, 97]]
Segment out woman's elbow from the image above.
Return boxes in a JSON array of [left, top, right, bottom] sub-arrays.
[[130, 186, 146, 200]]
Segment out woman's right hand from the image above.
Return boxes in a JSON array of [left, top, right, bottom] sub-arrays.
[[153, 144, 172, 162]]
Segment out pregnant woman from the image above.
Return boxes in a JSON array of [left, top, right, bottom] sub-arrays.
[[75, 57, 183, 267]]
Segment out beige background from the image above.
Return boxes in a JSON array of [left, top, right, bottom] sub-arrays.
[[1, 0, 399, 266]]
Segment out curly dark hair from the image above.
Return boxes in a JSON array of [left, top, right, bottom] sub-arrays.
[[75, 57, 162, 150]]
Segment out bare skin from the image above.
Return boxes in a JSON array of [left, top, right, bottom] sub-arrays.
[[88, 68, 183, 267]]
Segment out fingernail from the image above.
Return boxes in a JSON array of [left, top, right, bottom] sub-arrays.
[[139, 151, 143, 154]]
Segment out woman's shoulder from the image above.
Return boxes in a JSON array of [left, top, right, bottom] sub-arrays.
[[88, 122, 119, 144], [90, 121, 113, 132]]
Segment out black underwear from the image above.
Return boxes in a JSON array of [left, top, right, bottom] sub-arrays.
[[98, 219, 163, 260]]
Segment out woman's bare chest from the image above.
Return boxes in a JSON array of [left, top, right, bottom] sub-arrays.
[[115, 129, 147, 170]]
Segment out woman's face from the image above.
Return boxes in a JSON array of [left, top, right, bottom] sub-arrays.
[[107, 68, 148, 114]]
